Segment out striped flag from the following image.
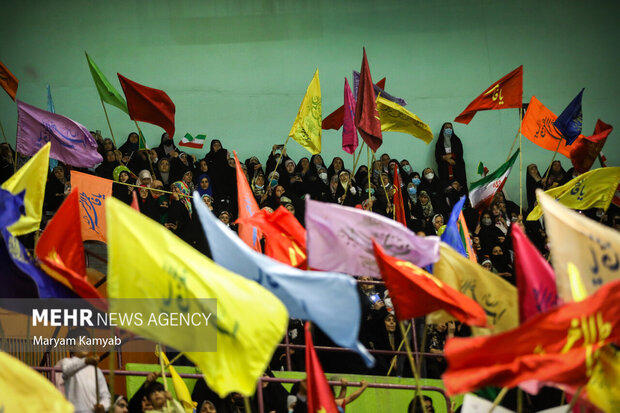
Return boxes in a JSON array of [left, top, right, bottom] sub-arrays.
[[469, 150, 519, 210], [178, 133, 206, 149]]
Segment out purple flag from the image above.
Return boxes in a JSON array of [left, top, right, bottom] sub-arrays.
[[16, 100, 102, 168], [353, 70, 408, 106], [305, 198, 439, 277], [342, 78, 358, 155]]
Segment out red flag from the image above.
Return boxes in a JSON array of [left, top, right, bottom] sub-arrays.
[[392, 164, 407, 227], [131, 190, 139, 211], [570, 119, 613, 174], [117, 73, 176, 137], [0, 61, 18, 101], [443, 279, 620, 395], [373, 240, 487, 326], [305, 322, 339, 413], [236, 206, 306, 268], [322, 78, 385, 131], [354, 49, 382, 152], [512, 224, 558, 323], [454, 65, 523, 125], [35, 188, 103, 298], [233, 151, 262, 253]]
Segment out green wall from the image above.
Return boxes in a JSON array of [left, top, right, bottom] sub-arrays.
[[1, 0, 618, 198]]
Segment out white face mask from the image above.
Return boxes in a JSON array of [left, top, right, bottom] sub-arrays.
[[444, 128, 453, 136], [425, 172, 434, 181], [319, 172, 327, 180]]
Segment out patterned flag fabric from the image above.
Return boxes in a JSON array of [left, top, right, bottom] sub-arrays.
[[353, 70, 406, 106], [527, 167, 620, 221], [0, 188, 24, 229], [342, 77, 358, 154], [1, 143, 50, 236], [194, 193, 374, 367], [288, 69, 322, 154], [233, 151, 262, 253], [457, 211, 477, 263], [35, 189, 103, 299], [454, 65, 523, 124], [118, 73, 176, 137], [355, 48, 383, 152], [322, 77, 386, 131], [305, 322, 339, 413], [443, 279, 620, 395], [16, 100, 102, 168], [440, 196, 467, 258], [468, 149, 519, 210], [536, 190, 620, 302], [554, 88, 584, 145], [570, 119, 613, 174], [71, 171, 113, 243], [305, 197, 439, 277], [428, 243, 518, 335], [106, 197, 288, 397], [178, 133, 206, 149], [512, 223, 558, 322], [377, 96, 433, 143], [373, 241, 486, 326], [85, 52, 129, 114], [0, 60, 18, 100]]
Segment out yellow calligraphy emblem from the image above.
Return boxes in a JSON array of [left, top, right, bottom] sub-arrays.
[[7, 235, 27, 263], [484, 84, 504, 105], [282, 233, 306, 267], [561, 312, 612, 376]]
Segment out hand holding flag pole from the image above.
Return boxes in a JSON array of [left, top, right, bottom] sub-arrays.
[[266, 135, 291, 192], [156, 344, 172, 413]]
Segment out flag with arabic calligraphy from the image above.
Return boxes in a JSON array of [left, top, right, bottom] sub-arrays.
[[71, 171, 113, 243], [454, 65, 523, 125], [443, 278, 620, 395], [554, 88, 584, 145], [16, 100, 102, 168]]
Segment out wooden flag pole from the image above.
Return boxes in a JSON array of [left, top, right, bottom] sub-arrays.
[[157, 344, 172, 413], [13, 148, 18, 173], [0, 118, 8, 144], [398, 321, 426, 413], [519, 107, 523, 214], [132, 120, 155, 177], [339, 141, 366, 205], [386, 323, 411, 376], [367, 146, 372, 208], [100, 98, 117, 147], [488, 387, 509, 413], [244, 396, 253, 413], [506, 130, 520, 161], [108, 327, 116, 413], [541, 138, 563, 190], [267, 135, 291, 192]]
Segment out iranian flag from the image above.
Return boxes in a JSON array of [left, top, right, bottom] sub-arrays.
[[178, 133, 206, 149], [469, 149, 519, 210]]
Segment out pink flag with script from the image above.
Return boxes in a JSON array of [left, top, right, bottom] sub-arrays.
[[342, 78, 358, 155], [305, 197, 439, 277]]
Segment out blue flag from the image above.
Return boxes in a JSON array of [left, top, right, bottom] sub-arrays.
[[553, 88, 584, 145], [440, 195, 467, 258], [0, 188, 25, 229], [193, 192, 375, 367]]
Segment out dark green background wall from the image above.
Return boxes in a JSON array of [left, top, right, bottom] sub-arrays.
[[1, 0, 618, 198]]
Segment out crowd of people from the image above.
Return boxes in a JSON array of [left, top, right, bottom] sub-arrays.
[[1, 120, 619, 413]]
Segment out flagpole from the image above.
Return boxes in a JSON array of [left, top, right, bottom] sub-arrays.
[[541, 138, 563, 190], [132, 120, 155, 177], [488, 387, 509, 413], [519, 107, 523, 214], [375, 151, 392, 214], [367, 146, 372, 208], [243, 396, 252, 413], [13, 148, 18, 173], [506, 130, 519, 161], [386, 323, 410, 376], [108, 327, 116, 413], [340, 141, 366, 205], [114, 179, 191, 198], [100, 98, 117, 148], [0, 118, 8, 144], [157, 344, 172, 413], [267, 135, 291, 191], [398, 321, 426, 413]]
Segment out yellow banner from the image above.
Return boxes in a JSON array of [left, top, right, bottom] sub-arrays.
[[289, 69, 322, 154], [377, 96, 434, 144]]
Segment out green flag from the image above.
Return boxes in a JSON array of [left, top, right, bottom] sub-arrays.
[[85, 52, 129, 114]]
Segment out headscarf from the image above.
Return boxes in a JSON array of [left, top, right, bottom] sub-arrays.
[[113, 165, 133, 182], [172, 181, 192, 217], [196, 173, 213, 197], [137, 169, 153, 187], [418, 190, 434, 218]]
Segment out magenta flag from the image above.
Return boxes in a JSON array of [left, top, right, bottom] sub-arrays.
[[342, 78, 358, 155], [512, 224, 559, 323], [305, 198, 439, 277], [16, 100, 102, 168]]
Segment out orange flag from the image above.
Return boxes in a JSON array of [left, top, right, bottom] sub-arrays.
[[0, 61, 18, 101], [443, 278, 620, 395], [236, 206, 306, 268], [305, 322, 339, 413], [233, 151, 262, 253], [521, 96, 585, 157], [392, 164, 407, 226], [35, 188, 103, 298], [70, 171, 113, 243], [454, 65, 523, 125]]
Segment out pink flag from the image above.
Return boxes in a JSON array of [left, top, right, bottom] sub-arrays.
[[512, 224, 558, 323], [342, 78, 358, 154], [305, 198, 439, 277], [16, 100, 102, 168]]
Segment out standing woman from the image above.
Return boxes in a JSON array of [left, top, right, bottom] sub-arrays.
[[435, 122, 467, 189]]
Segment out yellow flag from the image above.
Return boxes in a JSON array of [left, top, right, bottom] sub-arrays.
[[289, 69, 321, 154], [537, 189, 620, 302], [0, 351, 73, 412], [377, 96, 434, 144], [586, 345, 620, 413], [527, 166, 620, 221], [1, 143, 50, 235], [160, 352, 196, 413], [106, 198, 288, 397], [428, 243, 518, 335]]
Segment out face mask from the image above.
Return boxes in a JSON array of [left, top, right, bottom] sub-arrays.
[[270, 179, 278, 187], [412, 177, 421, 186], [255, 184, 264, 190], [482, 217, 492, 226], [408, 187, 417, 195], [425, 172, 434, 181], [444, 128, 453, 136], [319, 172, 327, 180], [511, 216, 518, 222], [402, 165, 412, 173], [366, 188, 375, 195]]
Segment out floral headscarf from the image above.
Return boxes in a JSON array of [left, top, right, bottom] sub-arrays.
[[172, 181, 192, 217]]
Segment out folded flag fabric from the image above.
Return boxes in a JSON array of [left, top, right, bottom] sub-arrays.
[[0, 188, 24, 229], [469, 149, 519, 210], [355, 48, 383, 152], [194, 193, 374, 367], [376, 96, 433, 144], [106, 197, 288, 397], [233, 151, 262, 252], [454, 65, 523, 125], [570, 119, 613, 174], [536, 189, 620, 303], [554, 88, 584, 145], [178, 133, 206, 149], [443, 278, 620, 395], [440, 196, 467, 258], [322, 77, 385, 131], [289, 69, 322, 154], [305, 197, 439, 277], [305, 322, 339, 413], [527, 166, 620, 221], [159, 352, 197, 413], [1, 143, 50, 236], [16, 100, 102, 168], [71, 171, 113, 243], [392, 163, 407, 226], [373, 240, 486, 326], [85, 52, 129, 114], [0, 60, 19, 100], [353, 70, 407, 106], [342, 77, 358, 155]]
